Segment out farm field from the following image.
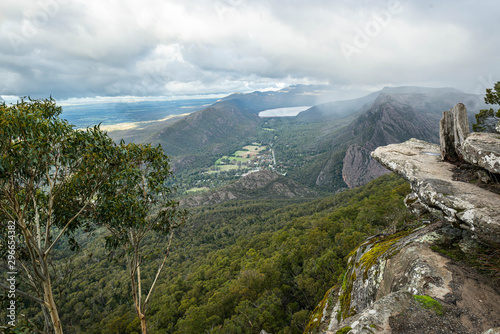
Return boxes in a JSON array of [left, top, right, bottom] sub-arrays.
[[214, 144, 270, 167]]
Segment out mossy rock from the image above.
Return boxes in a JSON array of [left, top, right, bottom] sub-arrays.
[[336, 326, 352, 334], [413, 295, 443, 316], [337, 266, 356, 322], [304, 286, 336, 333], [358, 230, 412, 280]]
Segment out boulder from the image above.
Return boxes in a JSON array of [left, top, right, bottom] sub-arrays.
[[403, 193, 428, 217], [438, 103, 500, 175], [461, 132, 500, 174]]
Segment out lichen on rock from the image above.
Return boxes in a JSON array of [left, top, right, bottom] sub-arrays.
[[306, 222, 500, 334]]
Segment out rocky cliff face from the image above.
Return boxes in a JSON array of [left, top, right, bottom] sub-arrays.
[[306, 104, 500, 334], [340, 93, 441, 188], [341, 145, 390, 188], [306, 222, 500, 334]]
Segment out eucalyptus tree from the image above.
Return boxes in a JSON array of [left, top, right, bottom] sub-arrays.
[[473, 81, 500, 132], [0, 98, 118, 334], [95, 142, 186, 334]]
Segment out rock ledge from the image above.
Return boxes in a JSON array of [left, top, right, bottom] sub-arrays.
[[371, 138, 500, 245]]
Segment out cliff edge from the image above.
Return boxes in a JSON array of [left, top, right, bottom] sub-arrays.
[[306, 104, 500, 334]]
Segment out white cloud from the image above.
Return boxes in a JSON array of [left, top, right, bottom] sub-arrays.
[[0, 0, 499, 99]]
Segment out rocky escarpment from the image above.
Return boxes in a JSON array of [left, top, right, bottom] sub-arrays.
[[371, 138, 500, 245], [341, 145, 391, 188], [306, 104, 500, 334]]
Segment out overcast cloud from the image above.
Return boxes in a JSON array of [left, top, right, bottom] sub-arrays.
[[1, 0, 499, 100]]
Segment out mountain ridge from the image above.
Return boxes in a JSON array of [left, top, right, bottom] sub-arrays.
[[107, 85, 488, 193]]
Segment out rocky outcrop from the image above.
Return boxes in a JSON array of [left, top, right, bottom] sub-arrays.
[[307, 221, 500, 334], [180, 169, 318, 207], [307, 104, 500, 334], [370, 102, 500, 245], [438, 103, 500, 174], [342, 145, 390, 188], [371, 138, 500, 245], [461, 132, 500, 174]]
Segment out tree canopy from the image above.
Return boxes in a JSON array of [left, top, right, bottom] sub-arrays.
[[0, 97, 118, 333], [0, 98, 184, 334], [473, 81, 500, 132], [95, 141, 186, 333]]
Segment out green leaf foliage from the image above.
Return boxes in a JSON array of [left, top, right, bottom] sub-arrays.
[[95, 142, 186, 250], [0, 97, 119, 333], [473, 81, 500, 132]]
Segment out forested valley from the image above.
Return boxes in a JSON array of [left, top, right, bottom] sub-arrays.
[[10, 173, 414, 333]]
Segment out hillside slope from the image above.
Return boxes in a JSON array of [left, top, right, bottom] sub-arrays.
[[180, 169, 318, 207], [21, 174, 411, 334], [148, 100, 261, 169]]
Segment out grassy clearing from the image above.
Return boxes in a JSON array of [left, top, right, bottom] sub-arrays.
[[234, 151, 251, 158], [215, 144, 268, 164], [214, 165, 239, 171], [216, 156, 250, 163], [186, 187, 210, 193]]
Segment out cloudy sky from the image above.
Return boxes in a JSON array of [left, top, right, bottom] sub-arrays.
[[1, 0, 499, 101]]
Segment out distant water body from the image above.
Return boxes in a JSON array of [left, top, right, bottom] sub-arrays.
[[61, 98, 219, 128], [258, 106, 311, 118]]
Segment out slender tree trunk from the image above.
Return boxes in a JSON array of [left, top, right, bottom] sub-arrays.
[[41, 278, 63, 334], [140, 313, 147, 334]]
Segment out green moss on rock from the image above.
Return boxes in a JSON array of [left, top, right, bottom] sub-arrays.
[[336, 326, 352, 334], [337, 265, 356, 322], [413, 295, 444, 316], [358, 230, 412, 280], [304, 286, 336, 333]]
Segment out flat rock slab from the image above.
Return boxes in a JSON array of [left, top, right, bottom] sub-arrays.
[[372, 138, 500, 245], [461, 132, 500, 174]]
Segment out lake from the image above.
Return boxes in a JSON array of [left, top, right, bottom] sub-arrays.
[[258, 106, 311, 117]]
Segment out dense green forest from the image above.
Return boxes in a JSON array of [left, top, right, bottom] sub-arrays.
[[5, 174, 415, 333]]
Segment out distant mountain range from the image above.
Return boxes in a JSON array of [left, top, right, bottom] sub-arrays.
[[108, 85, 488, 194]]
